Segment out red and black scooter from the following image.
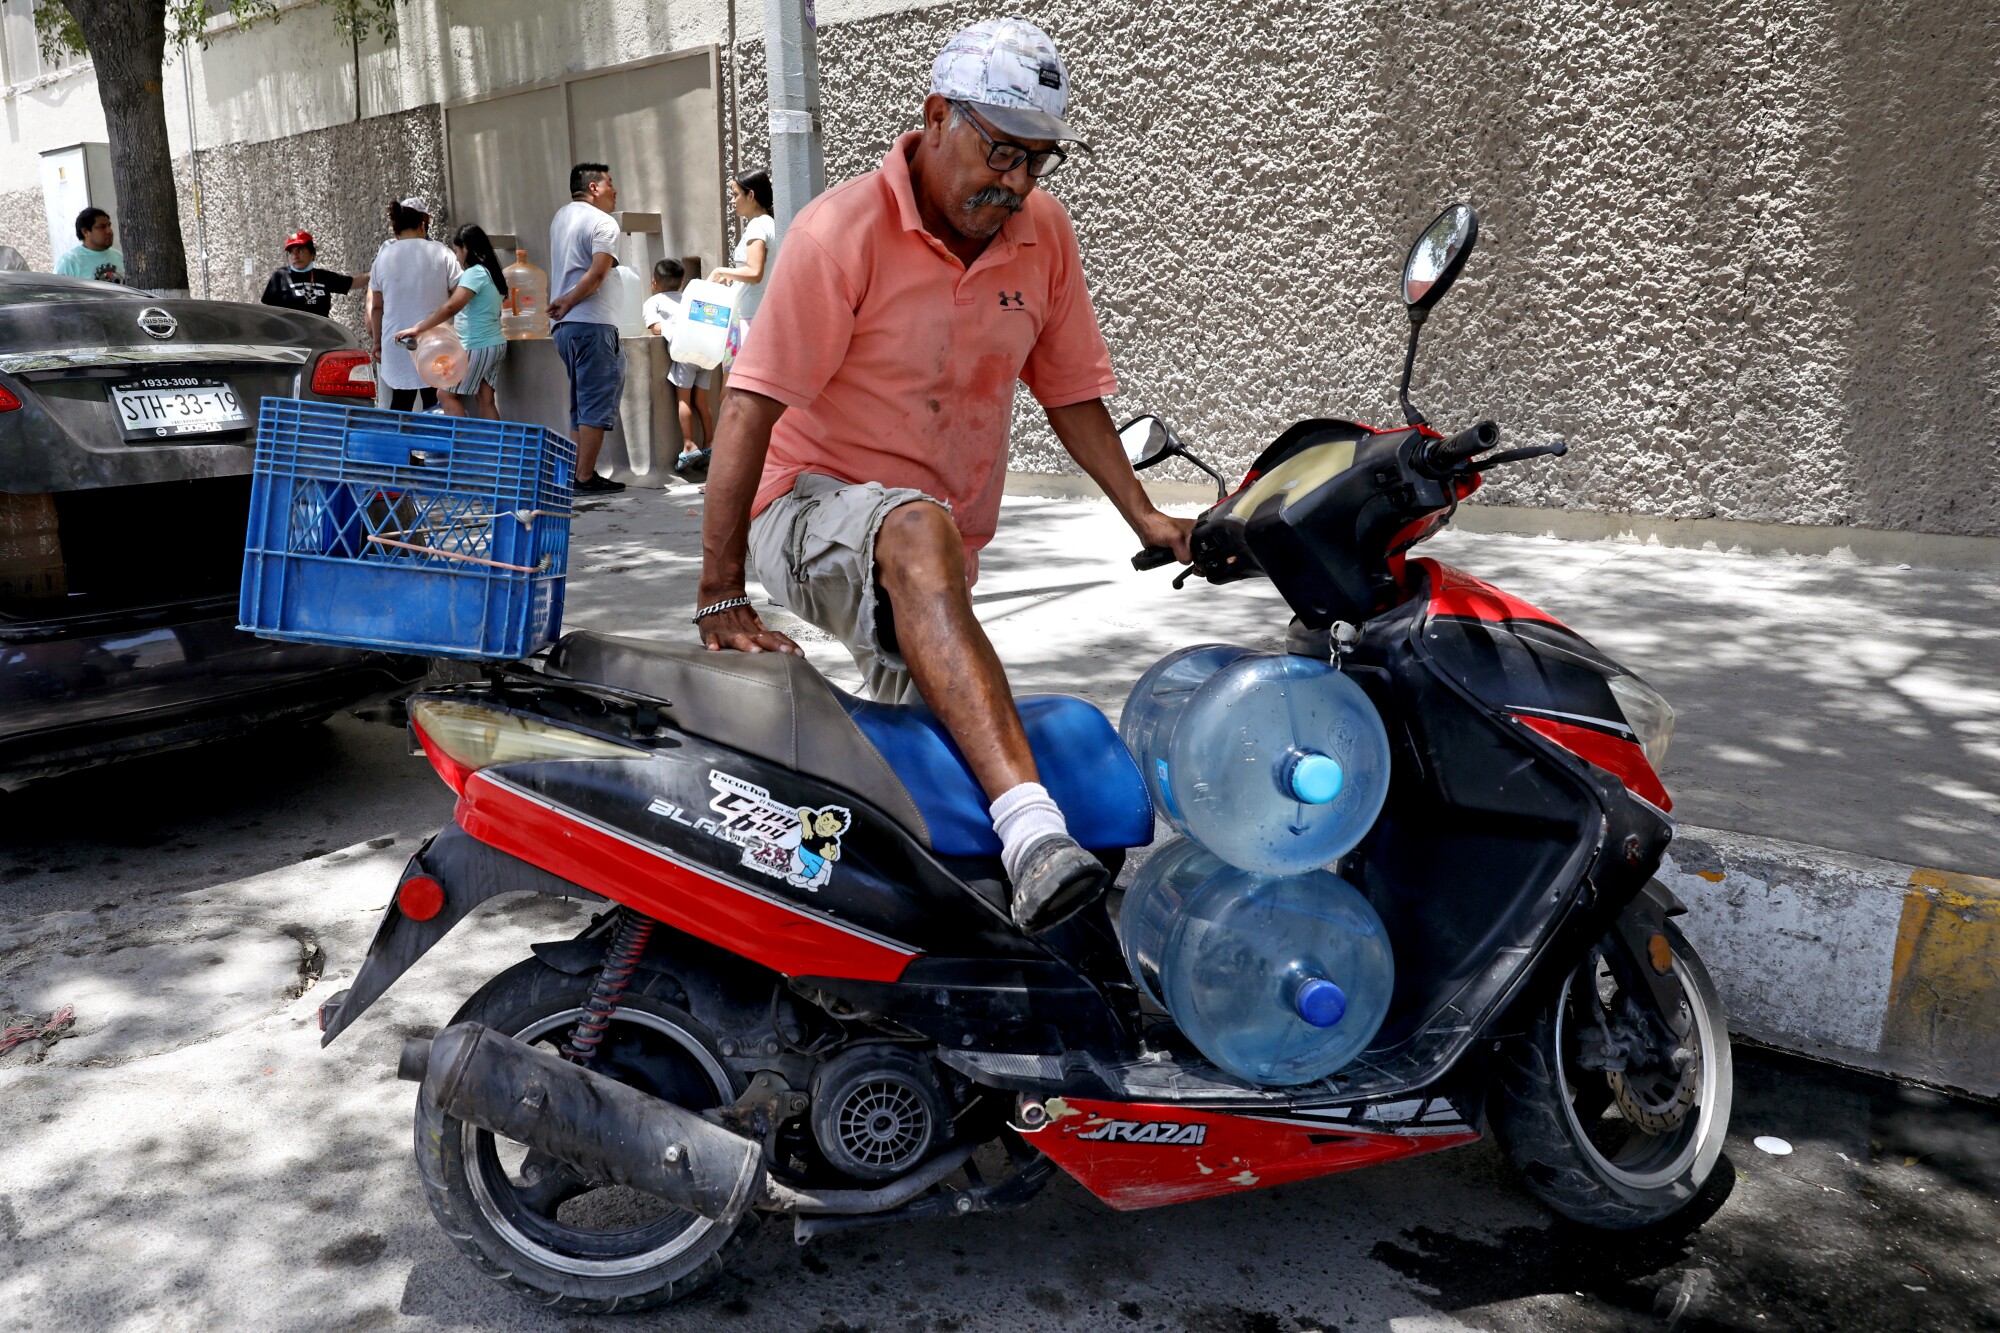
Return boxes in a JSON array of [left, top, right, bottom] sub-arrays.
[[321, 203, 1731, 1313]]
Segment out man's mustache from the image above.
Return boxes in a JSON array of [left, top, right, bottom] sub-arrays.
[[965, 187, 1026, 213]]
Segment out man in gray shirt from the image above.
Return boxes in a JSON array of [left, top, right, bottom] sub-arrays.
[[546, 162, 626, 494]]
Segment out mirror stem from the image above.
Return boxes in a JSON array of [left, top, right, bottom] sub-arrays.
[[1173, 448, 1231, 502], [1398, 310, 1429, 428]]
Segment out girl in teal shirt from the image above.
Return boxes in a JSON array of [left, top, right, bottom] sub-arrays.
[[394, 225, 510, 419]]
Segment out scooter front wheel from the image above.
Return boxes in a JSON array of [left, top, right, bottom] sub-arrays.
[[1489, 919, 1733, 1229], [413, 957, 753, 1313]]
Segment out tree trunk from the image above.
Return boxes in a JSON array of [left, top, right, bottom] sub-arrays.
[[63, 0, 188, 294]]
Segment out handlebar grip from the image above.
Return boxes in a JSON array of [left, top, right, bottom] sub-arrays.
[[1131, 545, 1177, 571], [1434, 419, 1500, 466]]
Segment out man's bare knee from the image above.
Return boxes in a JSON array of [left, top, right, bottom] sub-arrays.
[[875, 502, 963, 594]]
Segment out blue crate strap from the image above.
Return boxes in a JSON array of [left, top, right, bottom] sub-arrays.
[[362, 533, 545, 573]]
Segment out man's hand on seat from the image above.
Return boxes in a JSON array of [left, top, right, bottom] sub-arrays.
[[1131, 508, 1196, 565], [698, 601, 803, 655]]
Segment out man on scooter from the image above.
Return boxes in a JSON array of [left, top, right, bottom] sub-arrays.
[[694, 17, 1192, 934]]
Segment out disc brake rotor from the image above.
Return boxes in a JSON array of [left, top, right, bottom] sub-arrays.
[[1608, 1039, 1701, 1134]]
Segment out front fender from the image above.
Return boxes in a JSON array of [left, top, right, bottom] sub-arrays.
[[317, 822, 603, 1044]]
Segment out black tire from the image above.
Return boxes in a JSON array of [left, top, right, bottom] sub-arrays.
[[1489, 920, 1733, 1230], [413, 957, 754, 1313]]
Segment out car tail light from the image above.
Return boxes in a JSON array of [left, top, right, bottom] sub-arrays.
[[408, 697, 643, 795], [0, 384, 20, 412], [311, 350, 376, 399]]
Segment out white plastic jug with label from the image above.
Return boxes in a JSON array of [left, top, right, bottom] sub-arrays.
[[670, 278, 739, 369]]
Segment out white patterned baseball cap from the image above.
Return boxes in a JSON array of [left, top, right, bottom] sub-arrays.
[[931, 17, 1077, 142]]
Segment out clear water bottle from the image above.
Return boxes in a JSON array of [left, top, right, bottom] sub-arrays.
[[1120, 645, 1392, 875], [1121, 837, 1394, 1085]]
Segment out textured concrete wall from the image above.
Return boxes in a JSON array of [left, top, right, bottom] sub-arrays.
[[0, 186, 52, 271], [170, 105, 448, 340], [736, 0, 1999, 538]]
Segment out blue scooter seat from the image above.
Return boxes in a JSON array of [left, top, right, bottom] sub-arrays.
[[839, 693, 1154, 858]]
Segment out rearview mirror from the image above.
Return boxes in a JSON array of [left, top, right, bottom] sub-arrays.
[[1119, 415, 1173, 469], [1402, 202, 1479, 315]]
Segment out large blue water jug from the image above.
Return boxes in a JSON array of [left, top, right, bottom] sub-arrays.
[[1121, 837, 1395, 1085], [1120, 644, 1392, 874]]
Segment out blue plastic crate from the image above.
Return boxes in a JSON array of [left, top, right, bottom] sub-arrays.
[[239, 399, 577, 660]]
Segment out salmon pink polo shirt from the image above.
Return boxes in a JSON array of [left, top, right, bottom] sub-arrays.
[[733, 131, 1118, 577]]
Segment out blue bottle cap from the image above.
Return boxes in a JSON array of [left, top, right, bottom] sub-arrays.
[[1295, 977, 1347, 1027], [1289, 752, 1345, 805]]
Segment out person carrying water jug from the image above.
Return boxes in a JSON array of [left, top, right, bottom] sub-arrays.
[[693, 17, 1192, 935]]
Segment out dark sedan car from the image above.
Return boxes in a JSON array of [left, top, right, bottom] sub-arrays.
[[0, 272, 421, 790]]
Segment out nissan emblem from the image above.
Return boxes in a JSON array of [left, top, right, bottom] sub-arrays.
[[137, 307, 178, 340]]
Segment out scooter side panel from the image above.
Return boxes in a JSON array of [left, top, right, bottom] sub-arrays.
[[1413, 557, 1672, 813], [1033, 1097, 1479, 1211], [458, 768, 923, 983]]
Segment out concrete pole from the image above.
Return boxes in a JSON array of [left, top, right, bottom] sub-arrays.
[[762, 0, 825, 237]]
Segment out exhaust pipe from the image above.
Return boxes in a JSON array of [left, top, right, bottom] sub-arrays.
[[401, 1022, 765, 1225]]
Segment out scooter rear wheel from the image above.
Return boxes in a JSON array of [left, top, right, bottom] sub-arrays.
[[413, 957, 753, 1313], [1489, 919, 1732, 1230]]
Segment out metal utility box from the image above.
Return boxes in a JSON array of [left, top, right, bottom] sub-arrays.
[[40, 143, 118, 263]]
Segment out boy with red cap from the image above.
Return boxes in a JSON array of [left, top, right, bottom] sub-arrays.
[[260, 230, 355, 319]]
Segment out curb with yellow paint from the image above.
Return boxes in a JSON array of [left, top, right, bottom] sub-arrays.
[[1660, 824, 2000, 1099]]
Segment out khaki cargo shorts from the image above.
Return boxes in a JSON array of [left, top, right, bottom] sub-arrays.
[[746, 473, 948, 705]]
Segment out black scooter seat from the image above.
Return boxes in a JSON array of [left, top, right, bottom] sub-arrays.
[[546, 631, 935, 846]]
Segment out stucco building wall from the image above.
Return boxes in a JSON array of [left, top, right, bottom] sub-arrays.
[[169, 105, 448, 342], [3, 0, 1992, 537], [747, 0, 1997, 538]]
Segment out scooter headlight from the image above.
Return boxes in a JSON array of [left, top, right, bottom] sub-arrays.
[[410, 697, 643, 793], [1606, 674, 1675, 771]]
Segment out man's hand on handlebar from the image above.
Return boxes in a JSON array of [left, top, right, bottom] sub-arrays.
[[697, 598, 802, 655], [1131, 509, 1195, 565]]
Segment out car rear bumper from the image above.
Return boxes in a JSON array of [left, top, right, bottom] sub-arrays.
[[0, 596, 423, 789]]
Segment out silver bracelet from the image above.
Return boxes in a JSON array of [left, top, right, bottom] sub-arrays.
[[692, 596, 753, 623]]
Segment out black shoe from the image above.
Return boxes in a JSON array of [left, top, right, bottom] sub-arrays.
[[1010, 834, 1110, 934], [575, 473, 626, 494]]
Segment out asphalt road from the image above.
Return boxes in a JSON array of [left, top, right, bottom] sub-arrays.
[[3, 486, 1997, 1331]]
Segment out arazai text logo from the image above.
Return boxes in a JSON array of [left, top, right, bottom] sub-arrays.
[[1076, 1119, 1207, 1145]]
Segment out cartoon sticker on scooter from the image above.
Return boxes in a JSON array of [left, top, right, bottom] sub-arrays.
[[704, 769, 851, 892], [791, 805, 850, 889]]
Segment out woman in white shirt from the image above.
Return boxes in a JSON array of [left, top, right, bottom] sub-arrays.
[[710, 169, 777, 367]]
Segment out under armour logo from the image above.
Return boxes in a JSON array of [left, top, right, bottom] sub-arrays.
[[998, 291, 1025, 310]]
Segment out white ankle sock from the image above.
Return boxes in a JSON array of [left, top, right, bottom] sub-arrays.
[[990, 782, 1069, 882]]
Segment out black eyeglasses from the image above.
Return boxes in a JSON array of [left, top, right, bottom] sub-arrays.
[[950, 101, 1070, 179]]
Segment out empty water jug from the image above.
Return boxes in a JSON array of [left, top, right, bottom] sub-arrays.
[[412, 324, 469, 393], [1121, 837, 1394, 1085], [501, 250, 550, 339], [1120, 645, 1392, 875], [606, 263, 649, 340]]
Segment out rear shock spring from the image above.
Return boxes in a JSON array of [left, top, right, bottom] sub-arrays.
[[562, 907, 656, 1065]]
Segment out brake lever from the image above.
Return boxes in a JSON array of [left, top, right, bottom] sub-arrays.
[[1171, 565, 1201, 590], [1462, 439, 1568, 471]]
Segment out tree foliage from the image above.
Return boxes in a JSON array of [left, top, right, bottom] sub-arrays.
[[35, 0, 400, 64]]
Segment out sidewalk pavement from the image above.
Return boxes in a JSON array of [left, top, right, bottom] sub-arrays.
[[566, 481, 2000, 1093]]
